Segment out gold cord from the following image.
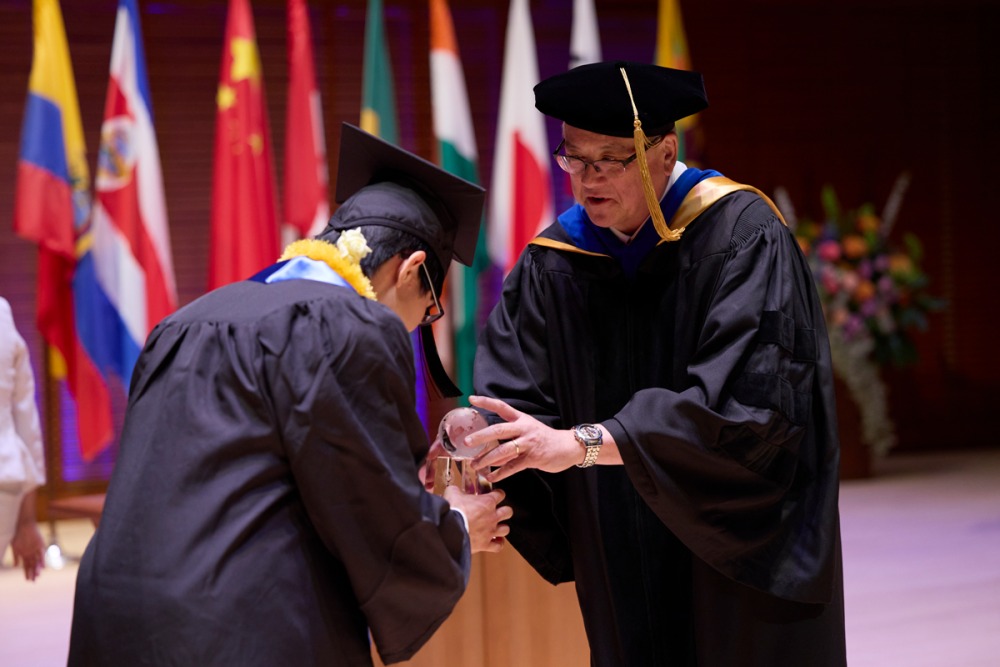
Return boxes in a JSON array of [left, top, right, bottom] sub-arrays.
[[620, 67, 682, 242]]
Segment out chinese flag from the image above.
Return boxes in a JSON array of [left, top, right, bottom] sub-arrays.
[[209, 0, 279, 290]]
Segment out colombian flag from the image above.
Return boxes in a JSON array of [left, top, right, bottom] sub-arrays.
[[14, 0, 113, 461]]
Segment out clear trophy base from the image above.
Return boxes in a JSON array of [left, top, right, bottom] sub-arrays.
[[432, 456, 493, 495]]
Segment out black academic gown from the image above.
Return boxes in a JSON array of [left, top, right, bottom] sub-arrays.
[[475, 191, 847, 666], [69, 276, 470, 666]]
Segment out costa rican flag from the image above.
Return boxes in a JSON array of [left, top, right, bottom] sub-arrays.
[[77, 0, 176, 404]]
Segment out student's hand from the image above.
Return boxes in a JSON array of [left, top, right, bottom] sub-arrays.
[[444, 486, 512, 554], [420, 439, 448, 492]]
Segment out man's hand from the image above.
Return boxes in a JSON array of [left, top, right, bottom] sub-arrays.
[[444, 486, 513, 554], [464, 395, 598, 483]]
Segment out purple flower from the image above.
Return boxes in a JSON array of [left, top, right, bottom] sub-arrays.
[[860, 299, 879, 317], [878, 275, 895, 296], [843, 315, 865, 339]]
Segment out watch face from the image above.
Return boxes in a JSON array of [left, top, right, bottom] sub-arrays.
[[576, 424, 602, 444]]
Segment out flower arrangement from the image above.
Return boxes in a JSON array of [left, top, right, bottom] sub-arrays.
[[782, 175, 944, 457], [793, 181, 942, 368]]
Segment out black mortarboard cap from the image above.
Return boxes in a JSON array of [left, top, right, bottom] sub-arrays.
[[330, 123, 485, 270], [534, 61, 708, 138], [324, 124, 485, 400]]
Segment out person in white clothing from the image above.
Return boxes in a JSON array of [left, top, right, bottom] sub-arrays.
[[0, 296, 46, 580]]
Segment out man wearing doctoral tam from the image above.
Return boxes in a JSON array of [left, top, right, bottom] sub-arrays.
[[462, 62, 847, 665], [68, 124, 513, 666]]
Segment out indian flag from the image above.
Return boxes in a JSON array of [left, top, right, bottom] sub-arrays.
[[430, 0, 486, 402]]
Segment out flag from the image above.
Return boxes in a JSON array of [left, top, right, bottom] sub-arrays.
[[561, 0, 602, 208], [284, 0, 329, 240], [569, 0, 602, 69], [488, 0, 553, 275], [362, 0, 433, 422], [79, 0, 177, 404], [430, 0, 488, 404], [360, 0, 398, 144], [209, 0, 279, 290], [14, 0, 113, 460], [655, 0, 700, 162]]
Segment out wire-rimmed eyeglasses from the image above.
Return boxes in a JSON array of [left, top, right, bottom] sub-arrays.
[[552, 136, 664, 176], [420, 262, 444, 326]]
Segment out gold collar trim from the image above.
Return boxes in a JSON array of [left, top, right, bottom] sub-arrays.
[[664, 177, 787, 244]]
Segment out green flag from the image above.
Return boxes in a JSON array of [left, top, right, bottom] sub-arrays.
[[361, 0, 398, 144]]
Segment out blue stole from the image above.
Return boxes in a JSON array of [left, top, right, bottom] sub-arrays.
[[248, 256, 356, 292], [555, 167, 722, 278]]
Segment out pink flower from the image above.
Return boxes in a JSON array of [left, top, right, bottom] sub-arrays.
[[817, 240, 842, 262], [840, 271, 860, 294], [821, 266, 840, 294]]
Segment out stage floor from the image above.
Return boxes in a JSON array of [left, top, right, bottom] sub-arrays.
[[3, 448, 999, 666]]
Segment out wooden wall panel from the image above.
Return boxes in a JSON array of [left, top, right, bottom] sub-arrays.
[[373, 549, 590, 667]]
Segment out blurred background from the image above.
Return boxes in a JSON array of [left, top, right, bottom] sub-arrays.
[[1, 0, 997, 511]]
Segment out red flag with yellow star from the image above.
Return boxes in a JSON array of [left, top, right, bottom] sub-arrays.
[[209, 0, 279, 290]]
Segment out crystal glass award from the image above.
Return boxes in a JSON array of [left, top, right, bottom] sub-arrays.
[[432, 407, 496, 494]]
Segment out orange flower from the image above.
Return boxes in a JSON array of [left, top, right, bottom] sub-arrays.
[[888, 253, 913, 276], [829, 307, 849, 327], [842, 234, 870, 259], [852, 280, 876, 303], [797, 237, 812, 256], [856, 213, 881, 234]]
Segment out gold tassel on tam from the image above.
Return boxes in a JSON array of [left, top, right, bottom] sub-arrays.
[[619, 67, 683, 242]]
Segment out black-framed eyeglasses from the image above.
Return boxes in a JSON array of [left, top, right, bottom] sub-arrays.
[[552, 136, 664, 176], [420, 262, 444, 326]]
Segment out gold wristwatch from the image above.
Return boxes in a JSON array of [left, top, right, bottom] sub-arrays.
[[573, 424, 603, 468]]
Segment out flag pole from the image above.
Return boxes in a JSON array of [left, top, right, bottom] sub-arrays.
[[40, 342, 66, 568]]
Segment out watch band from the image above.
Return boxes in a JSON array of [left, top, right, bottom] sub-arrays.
[[573, 424, 603, 468]]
